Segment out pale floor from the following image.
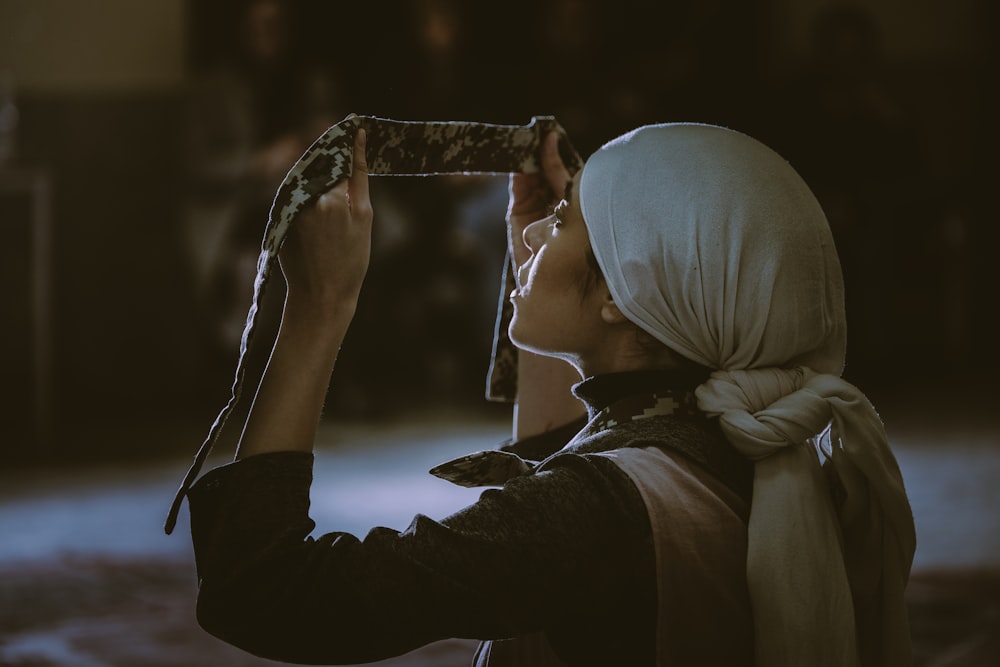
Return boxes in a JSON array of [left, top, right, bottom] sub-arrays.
[[0, 404, 998, 666]]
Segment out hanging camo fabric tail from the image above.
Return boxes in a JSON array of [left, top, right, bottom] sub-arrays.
[[164, 115, 582, 534]]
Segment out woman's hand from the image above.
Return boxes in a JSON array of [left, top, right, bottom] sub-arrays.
[[279, 127, 373, 317], [506, 131, 586, 439], [234, 126, 372, 460], [506, 131, 572, 269]]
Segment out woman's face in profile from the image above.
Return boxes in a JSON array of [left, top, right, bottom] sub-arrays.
[[508, 173, 607, 360]]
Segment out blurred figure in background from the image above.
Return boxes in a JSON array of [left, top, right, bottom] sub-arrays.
[[407, 0, 466, 120], [531, 0, 605, 148], [181, 0, 341, 359], [332, 0, 508, 413]]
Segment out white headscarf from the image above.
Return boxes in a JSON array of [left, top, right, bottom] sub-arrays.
[[579, 123, 915, 667]]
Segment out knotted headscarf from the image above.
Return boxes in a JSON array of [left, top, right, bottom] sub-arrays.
[[579, 123, 915, 666]]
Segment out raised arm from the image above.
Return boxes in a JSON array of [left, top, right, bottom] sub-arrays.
[[235, 127, 372, 460], [507, 132, 587, 440]]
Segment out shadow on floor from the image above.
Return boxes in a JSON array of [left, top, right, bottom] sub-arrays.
[[0, 557, 996, 666]]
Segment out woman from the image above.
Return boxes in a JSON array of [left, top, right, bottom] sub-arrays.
[[188, 123, 915, 666]]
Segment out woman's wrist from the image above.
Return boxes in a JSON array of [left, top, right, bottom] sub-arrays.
[[281, 290, 358, 334], [234, 297, 351, 460]]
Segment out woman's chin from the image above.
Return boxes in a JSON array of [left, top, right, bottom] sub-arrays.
[[509, 323, 557, 358], [507, 319, 527, 350], [508, 321, 537, 353]]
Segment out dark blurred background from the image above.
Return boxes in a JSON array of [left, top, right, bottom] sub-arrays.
[[0, 0, 997, 460], [1, 3, 999, 665]]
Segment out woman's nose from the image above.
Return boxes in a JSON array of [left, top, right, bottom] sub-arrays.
[[522, 215, 548, 252]]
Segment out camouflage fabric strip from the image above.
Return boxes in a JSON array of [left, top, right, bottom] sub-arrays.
[[486, 260, 518, 401], [164, 115, 582, 534], [263, 116, 581, 264]]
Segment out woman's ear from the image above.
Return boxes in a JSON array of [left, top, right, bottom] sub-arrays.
[[600, 292, 630, 324]]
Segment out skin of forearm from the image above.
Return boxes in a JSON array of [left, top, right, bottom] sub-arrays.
[[235, 296, 355, 460]]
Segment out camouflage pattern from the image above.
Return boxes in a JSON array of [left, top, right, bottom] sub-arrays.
[[573, 391, 702, 437], [263, 116, 581, 405], [263, 116, 582, 269], [428, 449, 533, 488], [430, 388, 702, 488], [166, 115, 581, 534]]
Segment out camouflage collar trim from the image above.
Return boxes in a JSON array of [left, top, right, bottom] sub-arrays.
[[428, 449, 535, 488], [429, 388, 702, 488], [574, 389, 703, 441], [572, 369, 709, 418]]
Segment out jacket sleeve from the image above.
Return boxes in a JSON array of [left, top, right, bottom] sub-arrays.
[[188, 448, 651, 665]]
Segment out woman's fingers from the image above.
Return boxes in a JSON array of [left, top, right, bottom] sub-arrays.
[[278, 125, 374, 307], [505, 131, 573, 268], [507, 172, 550, 268], [540, 131, 571, 199], [348, 127, 371, 218], [507, 173, 545, 218]]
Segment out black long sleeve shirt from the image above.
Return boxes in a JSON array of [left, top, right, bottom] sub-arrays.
[[188, 371, 750, 666]]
